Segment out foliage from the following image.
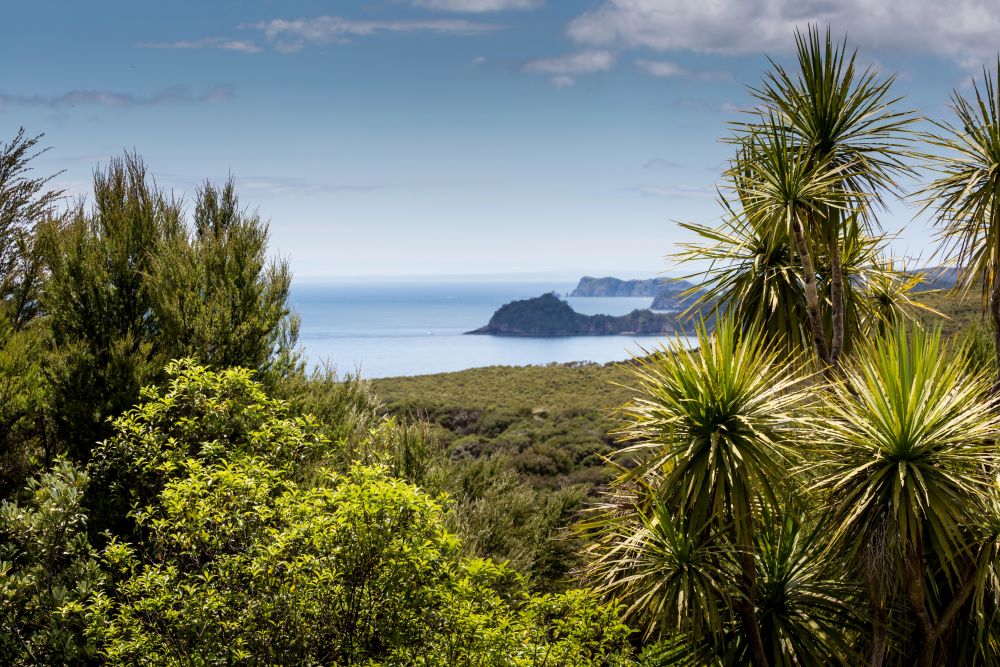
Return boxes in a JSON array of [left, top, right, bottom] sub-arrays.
[[0, 128, 62, 329], [83, 362, 635, 666], [920, 59, 1000, 382], [676, 27, 916, 369], [0, 130, 61, 494], [0, 460, 103, 665], [40, 154, 298, 462], [580, 318, 859, 666], [146, 178, 298, 377], [374, 361, 638, 487], [374, 362, 644, 586], [809, 325, 1000, 665], [90, 462, 458, 665], [87, 359, 329, 538]]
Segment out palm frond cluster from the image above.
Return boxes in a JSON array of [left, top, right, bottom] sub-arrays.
[[584, 25, 1000, 667], [585, 322, 1000, 666]]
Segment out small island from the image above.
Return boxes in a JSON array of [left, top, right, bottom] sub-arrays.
[[467, 293, 696, 337]]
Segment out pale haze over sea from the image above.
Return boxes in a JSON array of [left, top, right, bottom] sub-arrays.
[[291, 279, 685, 379]]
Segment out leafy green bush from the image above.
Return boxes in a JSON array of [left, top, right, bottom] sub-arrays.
[[0, 460, 103, 665], [77, 360, 635, 665], [87, 359, 330, 539]]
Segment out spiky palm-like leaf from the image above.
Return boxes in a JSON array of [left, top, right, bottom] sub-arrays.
[[725, 26, 915, 367], [746, 25, 916, 225], [734, 117, 856, 240], [673, 197, 809, 355], [753, 508, 860, 666], [921, 60, 1000, 300], [672, 203, 929, 358], [854, 260, 941, 336], [620, 317, 810, 546], [582, 475, 731, 642], [810, 325, 1000, 571], [919, 60, 1000, 390]]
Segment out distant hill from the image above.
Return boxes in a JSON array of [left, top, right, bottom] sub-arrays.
[[650, 281, 704, 311], [570, 275, 702, 311], [570, 266, 958, 312], [467, 293, 696, 337], [915, 266, 959, 291], [570, 276, 661, 297]]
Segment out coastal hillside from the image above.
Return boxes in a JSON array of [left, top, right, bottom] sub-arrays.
[[571, 267, 960, 313], [468, 292, 693, 336], [650, 280, 703, 310], [373, 361, 640, 489]]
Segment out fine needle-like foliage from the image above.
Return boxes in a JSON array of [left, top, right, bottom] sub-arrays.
[[921, 60, 1000, 387]]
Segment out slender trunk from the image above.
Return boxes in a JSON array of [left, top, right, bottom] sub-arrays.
[[829, 234, 845, 364], [791, 213, 831, 367], [902, 547, 978, 667], [736, 603, 769, 667], [902, 546, 935, 667], [992, 274, 1000, 393], [865, 569, 889, 667], [736, 552, 769, 667]]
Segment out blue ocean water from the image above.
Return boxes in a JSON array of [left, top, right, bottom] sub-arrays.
[[290, 281, 687, 379]]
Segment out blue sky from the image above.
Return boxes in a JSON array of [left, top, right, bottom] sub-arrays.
[[1, 1, 996, 279]]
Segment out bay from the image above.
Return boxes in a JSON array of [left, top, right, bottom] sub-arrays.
[[290, 280, 688, 379]]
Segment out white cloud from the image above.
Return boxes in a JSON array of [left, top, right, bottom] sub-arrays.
[[635, 59, 731, 80], [567, 0, 1000, 65], [522, 50, 615, 87], [139, 38, 262, 54], [522, 50, 615, 75], [0, 85, 234, 108], [250, 16, 502, 52], [413, 0, 542, 12]]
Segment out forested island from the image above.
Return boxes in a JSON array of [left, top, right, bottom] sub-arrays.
[[468, 292, 694, 336]]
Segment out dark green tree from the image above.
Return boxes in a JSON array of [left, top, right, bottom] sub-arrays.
[[147, 178, 298, 376], [41, 154, 179, 460], [0, 130, 63, 495], [41, 155, 299, 462]]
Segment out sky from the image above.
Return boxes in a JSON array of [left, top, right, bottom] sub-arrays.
[[1, 0, 997, 280]]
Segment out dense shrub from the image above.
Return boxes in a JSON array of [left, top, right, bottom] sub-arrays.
[[0, 461, 103, 665]]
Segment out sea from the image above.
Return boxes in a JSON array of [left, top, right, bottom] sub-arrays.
[[290, 280, 687, 379]]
